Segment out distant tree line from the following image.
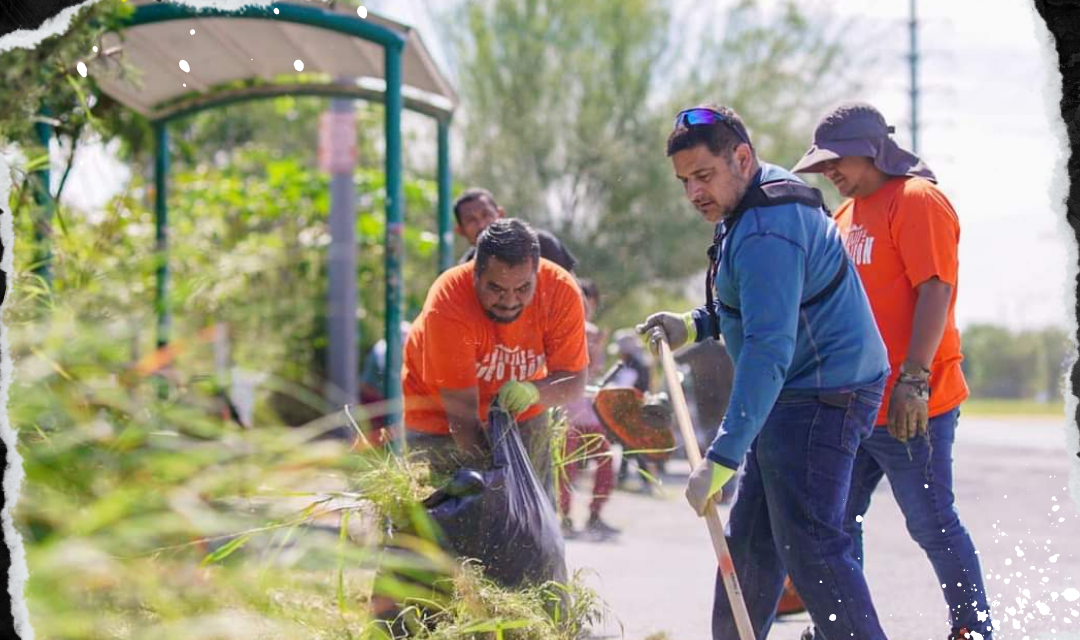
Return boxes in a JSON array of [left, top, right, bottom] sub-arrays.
[[960, 324, 1074, 401]]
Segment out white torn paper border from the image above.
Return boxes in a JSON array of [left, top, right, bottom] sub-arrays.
[[1, 0, 107, 634], [1029, 1, 1080, 515], [0, 1, 99, 54], [0, 3, 285, 638], [0, 1, 1078, 639], [1, 128, 27, 640], [0, 0, 285, 53]]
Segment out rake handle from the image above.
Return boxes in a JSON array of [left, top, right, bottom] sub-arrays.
[[657, 337, 757, 640]]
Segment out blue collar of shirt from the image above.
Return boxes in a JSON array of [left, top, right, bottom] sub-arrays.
[[748, 165, 765, 188]]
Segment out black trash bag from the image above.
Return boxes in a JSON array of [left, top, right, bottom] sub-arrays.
[[423, 404, 568, 589]]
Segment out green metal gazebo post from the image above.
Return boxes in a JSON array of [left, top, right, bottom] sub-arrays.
[[437, 117, 453, 272], [383, 42, 405, 440], [32, 111, 53, 285], [153, 121, 171, 349]]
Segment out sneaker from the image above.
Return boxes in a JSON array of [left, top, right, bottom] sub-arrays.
[[561, 517, 578, 539], [799, 626, 814, 640], [948, 629, 973, 640], [585, 514, 621, 537]]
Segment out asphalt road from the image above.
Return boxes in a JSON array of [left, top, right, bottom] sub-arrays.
[[563, 416, 1080, 640]]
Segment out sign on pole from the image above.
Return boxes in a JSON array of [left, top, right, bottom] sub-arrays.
[[318, 110, 357, 173]]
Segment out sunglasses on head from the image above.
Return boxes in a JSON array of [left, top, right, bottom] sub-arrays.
[[674, 108, 751, 146]]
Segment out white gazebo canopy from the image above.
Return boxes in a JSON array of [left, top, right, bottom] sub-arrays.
[[75, 1, 460, 434], [89, 0, 458, 122]]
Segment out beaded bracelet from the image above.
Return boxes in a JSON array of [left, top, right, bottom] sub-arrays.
[[896, 372, 930, 402]]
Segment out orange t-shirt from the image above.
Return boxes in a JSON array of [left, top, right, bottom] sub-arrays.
[[402, 259, 589, 435], [833, 177, 969, 425]]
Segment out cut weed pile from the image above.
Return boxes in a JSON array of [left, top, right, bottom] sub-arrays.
[[354, 445, 606, 639], [413, 564, 603, 640]]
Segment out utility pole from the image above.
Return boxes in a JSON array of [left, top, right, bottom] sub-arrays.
[[321, 92, 359, 409], [908, 0, 919, 153]]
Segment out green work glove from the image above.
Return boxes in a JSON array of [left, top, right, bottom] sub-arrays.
[[496, 380, 540, 416], [635, 311, 696, 354], [685, 458, 735, 517]]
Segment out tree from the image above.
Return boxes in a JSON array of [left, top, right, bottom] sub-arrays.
[[960, 324, 1073, 401], [1, 0, 142, 266], [447, 0, 875, 324], [1034, 326, 1073, 401], [4, 0, 446, 423], [4, 0, 449, 420]]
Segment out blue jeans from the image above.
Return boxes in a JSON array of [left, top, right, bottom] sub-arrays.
[[842, 408, 993, 639], [712, 379, 888, 640]]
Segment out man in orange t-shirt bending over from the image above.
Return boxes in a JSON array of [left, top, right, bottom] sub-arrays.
[[402, 218, 589, 498], [793, 102, 993, 640]]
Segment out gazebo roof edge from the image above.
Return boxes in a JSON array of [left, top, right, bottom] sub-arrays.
[[91, 1, 457, 122]]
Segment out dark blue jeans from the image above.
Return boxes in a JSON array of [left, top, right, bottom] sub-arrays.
[[712, 379, 887, 640], [842, 408, 993, 639]]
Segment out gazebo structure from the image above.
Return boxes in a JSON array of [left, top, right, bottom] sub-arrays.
[[83, 0, 459, 429]]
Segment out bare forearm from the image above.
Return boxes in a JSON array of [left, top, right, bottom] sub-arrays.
[[447, 415, 485, 450], [440, 388, 484, 453], [905, 278, 952, 369], [534, 369, 588, 408]]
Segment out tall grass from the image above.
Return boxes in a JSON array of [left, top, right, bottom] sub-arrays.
[[8, 280, 609, 639]]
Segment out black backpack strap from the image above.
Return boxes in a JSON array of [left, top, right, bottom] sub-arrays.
[[754, 180, 825, 211], [704, 179, 838, 328], [704, 225, 727, 339], [705, 208, 752, 337], [802, 259, 848, 308]]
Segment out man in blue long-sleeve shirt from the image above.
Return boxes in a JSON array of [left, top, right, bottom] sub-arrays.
[[638, 104, 892, 640]]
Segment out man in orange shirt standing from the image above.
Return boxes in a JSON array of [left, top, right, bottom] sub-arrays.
[[401, 218, 589, 498], [793, 102, 993, 640]]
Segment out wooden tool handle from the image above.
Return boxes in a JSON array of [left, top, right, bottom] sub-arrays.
[[657, 337, 757, 640]]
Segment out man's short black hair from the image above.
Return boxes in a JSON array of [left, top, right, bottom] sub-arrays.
[[666, 104, 753, 158], [475, 218, 540, 274], [453, 187, 498, 224]]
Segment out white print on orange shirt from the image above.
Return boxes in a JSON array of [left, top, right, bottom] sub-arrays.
[[476, 345, 547, 383], [843, 223, 875, 266]]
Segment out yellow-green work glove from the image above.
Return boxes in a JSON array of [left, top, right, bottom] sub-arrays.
[[496, 380, 540, 416], [685, 458, 735, 517], [635, 311, 697, 354]]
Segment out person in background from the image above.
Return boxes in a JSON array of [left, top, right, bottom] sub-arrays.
[[608, 328, 663, 495], [558, 278, 620, 538], [454, 187, 578, 273], [792, 101, 992, 640], [358, 321, 410, 446]]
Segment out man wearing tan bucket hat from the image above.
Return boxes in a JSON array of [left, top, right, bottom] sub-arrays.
[[793, 102, 994, 640]]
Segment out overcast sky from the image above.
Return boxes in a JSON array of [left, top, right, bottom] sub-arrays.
[[55, 0, 1074, 332]]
